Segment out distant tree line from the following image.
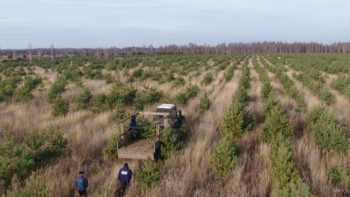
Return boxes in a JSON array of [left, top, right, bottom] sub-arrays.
[[1, 42, 350, 59]]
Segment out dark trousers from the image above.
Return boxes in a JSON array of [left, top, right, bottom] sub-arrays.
[[78, 190, 87, 196], [119, 183, 128, 196]]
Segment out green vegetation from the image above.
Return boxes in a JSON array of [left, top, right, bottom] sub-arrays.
[[175, 85, 199, 105], [331, 75, 350, 99], [0, 128, 69, 188], [212, 60, 250, 178], [327, 167, 350, 189], [51, 98, 69, 116], [295, 72, 334, 105], [262, 97, 293, 143], [260, 57, 306, 109], [253, 57, 273, 100], [7, 173, 50, 197], [198, 92, 211, 114], [262, 94, 310, 195], [222, 61, 251, 139], [160, 126, 187, 159], [201, 72, 214, 85], [74, 89, 93, 110], [134, 88, 163, 110], [0, 76, 22, 102], [306, 107, 349, 154], [136, 159, 160, 193], [14, 76, 42, 102], [103, 133, 120, 160], [212, 135, 239, 178], [47, 77, 67, 103]]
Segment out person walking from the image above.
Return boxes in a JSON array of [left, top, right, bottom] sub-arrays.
[[118, 163, 132, 195], [128, 115, 138, 139], [75, 170, 88, 196]]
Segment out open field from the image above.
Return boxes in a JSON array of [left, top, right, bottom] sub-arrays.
[[1, 54, 350, 197]]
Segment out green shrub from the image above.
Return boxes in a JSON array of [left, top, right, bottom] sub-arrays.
[[113, 103, 126, 121], [212, 135, 239, 178], [104, 73, 114, 84], [74, 89, 92, 110], [138, 118, 156, 140], [198, 93, 211, 114], [136, 159, 160, 192], [13, 76, 43, 103], [108, 85, 137, 106], [160, 127, 187, 159], [47, 78, 66, 103], [51, 98, 69, 116], [327, 167, 350, 188], [103, 133, 120, 160], [14, 87, 33, 102], [225, 65, 235, 81], [201, 72, 213, 85], [62, 65, 82, 83], [0, 76, 22, 102], [222, 102, 245, 139], [24, 76, 42, 90], [270, 134, 300, 188], [261, 83, 273, 100], [7, 173, 51, 197], [306, 107, 348, 153], [262, 100, 293, 143], [172, 77, 185, 88], [134, 88, 163, 110], [0, 128, 68, 188], [175, 85, 199, 105], [92, 93, 109, 113], [272, 179, 311, 197]]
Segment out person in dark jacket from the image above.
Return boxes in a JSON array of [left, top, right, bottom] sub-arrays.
[[75, 171, 88, 196], [118, 163, 132, 195], [129, 115, 137, 139]]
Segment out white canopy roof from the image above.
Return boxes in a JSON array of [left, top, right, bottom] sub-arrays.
[[157, 104, 176, 110]]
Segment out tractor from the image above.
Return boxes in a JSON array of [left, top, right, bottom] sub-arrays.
[[116, 104, 184, 160]]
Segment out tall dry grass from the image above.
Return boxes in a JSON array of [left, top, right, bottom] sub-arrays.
[[124, 60, 244, 196]]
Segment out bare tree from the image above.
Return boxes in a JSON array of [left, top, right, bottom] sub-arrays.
[[13, 50, 16, 60], [28, 44, 32, 63], [50, 44, 55, 61], [103, 48, 109, 59], [37, 49, 42, 60]]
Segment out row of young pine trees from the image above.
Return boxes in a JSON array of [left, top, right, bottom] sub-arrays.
[[212, 56, 350, 196], [212, 57, 312, 196]]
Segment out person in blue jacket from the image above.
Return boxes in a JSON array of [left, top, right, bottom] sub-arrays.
[[118, 163, 133, 195], [129, 115, 137, 139], [75, 171, 88, 196]]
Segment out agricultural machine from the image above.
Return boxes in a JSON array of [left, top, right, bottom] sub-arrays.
[[116, 104, 185, 160]]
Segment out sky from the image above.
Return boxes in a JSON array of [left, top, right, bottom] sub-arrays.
[[0, 0, 349, 49]]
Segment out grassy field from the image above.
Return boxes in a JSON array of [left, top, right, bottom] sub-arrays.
[[1, 54, 350, 197]]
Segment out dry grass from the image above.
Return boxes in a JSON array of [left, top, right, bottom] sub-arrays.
[[222, 57, 271, 197], [322, 72, 350, 131], [260, 56, 350, 197], [284, 65, 321, 110], [125, 60, 244, 197], [2, 56, 350, 197], [82, 78, 112, 95]]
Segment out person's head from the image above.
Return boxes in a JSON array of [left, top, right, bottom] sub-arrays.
[[124, 163, 128, 168], [131, 115, 136, 120], [79, 170, 84, 176]]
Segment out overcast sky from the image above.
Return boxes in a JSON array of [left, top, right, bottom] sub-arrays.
[[0, 0, 349, 49]]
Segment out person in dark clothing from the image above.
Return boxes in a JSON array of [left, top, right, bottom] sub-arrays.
[[129, 115, 137, 139], [118, 163, 132, 195], [75, 171, 88, 196]]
